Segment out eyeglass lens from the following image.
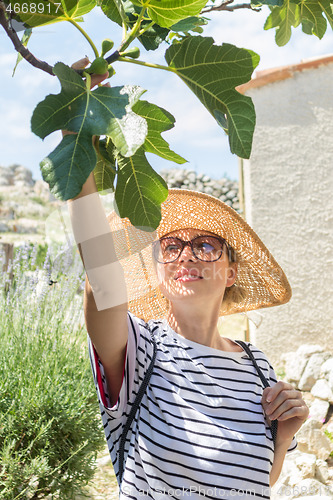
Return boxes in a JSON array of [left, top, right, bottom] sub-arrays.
[[154, 236, 225, 263]]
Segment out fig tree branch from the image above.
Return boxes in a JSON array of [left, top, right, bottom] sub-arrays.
[[0, 1, 54, 76], [202, 1, 261, 13]]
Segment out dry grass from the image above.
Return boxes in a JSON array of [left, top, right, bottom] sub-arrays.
[[76, 450, 119, 499]]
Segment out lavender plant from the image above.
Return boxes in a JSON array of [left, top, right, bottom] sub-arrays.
[[0, 244, 105, 499]]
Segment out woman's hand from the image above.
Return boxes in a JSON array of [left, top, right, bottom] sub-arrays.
[[62, 57, 110, 137], [71, 57, 109, 87], [262, 381, 309, 445]]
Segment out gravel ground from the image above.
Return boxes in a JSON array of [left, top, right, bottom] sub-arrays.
[[76, 448, 119, 500]]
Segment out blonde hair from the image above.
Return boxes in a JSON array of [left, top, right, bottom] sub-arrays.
[[220, 248, 248, 314], [221, 282, 248, 314]]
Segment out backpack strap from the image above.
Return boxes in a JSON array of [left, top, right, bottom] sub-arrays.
[[117, 327, 157, 485], [236, 340, 278, 447]]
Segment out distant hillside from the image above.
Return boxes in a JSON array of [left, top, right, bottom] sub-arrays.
[[0, 165, 240, 247], [0, 165, 62, 246]]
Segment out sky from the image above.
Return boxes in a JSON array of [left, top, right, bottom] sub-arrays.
[[1, 5, 333, 183]]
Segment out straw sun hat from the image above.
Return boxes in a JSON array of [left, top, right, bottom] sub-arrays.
[[107, 189, 291, 322]]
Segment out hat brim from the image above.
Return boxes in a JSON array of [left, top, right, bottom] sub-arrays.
[[107, 189, 291, 322]]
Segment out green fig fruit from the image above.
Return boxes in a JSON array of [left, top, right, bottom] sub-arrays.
[[108, 66, 115, 78], [86, 57, 108, 75], [121, 47, 140, 59], [101, 39, 114, 57]]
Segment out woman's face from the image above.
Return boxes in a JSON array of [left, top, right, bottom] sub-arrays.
[[154, 228, 237, 308]]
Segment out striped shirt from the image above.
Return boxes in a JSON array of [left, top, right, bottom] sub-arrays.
[[88, 312, 296, 500]]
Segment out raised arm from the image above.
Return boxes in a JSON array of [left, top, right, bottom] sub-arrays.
[[61, 58, 130, 405], [68, 159, 128, 407]]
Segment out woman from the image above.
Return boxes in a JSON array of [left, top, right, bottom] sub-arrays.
[[68, 61, 309, 500]]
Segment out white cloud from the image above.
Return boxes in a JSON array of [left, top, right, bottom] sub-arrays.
[[16, 69, 57, 96], [0, 99, 32, 139], [0, 52, 18, 78], [0, 52, 16, 68]]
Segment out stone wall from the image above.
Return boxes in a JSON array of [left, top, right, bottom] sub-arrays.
[[241, 61, 333, 365], [272, 344, 333, 499], [159, 167, 240, 212]]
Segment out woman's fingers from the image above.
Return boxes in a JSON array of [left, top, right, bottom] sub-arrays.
[[70, 57, 110, 88], [264, 388, 301, 415], [71, 57, 90, 70], [262, 381, 309, 443], [262, 382, 309, 422], [266, 398, 304, 421], [275, 404, 309, 422], [90, 71, 110, 89]]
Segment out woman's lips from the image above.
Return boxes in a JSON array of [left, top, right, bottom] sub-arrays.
[[175, 275, 203, 282], [174, 267, 203, 281]]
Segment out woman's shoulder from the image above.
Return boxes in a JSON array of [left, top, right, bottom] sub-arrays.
[[247, 341, 271, 360], [126, 311, 168, 340], [243, 341, 275, 374]]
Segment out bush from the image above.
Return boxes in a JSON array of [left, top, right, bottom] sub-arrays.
[[0, 244, 106, 499]]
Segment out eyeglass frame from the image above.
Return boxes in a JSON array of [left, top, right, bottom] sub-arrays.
[[152, 235, 233, 264]]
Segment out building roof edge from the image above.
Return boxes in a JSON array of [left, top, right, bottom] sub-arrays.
[[237, 54, 333, 94]]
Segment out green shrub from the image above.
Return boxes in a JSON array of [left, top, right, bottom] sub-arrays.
[[0, 244, 106, 499]]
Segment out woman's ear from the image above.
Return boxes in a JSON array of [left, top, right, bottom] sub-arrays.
[[226, 262, 237, 287]]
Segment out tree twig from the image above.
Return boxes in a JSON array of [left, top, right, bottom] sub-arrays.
[[202, 0, 261, 13], [0, 1, 54, 76]]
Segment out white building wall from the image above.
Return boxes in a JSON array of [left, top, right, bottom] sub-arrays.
[[243, 62, 333, 366]]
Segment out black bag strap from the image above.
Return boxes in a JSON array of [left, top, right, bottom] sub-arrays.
[[237, 340, 278, 446], [118, 328, 157, 484]]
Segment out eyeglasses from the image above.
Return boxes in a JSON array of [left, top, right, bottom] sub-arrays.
[[152, 235, 228, 264]]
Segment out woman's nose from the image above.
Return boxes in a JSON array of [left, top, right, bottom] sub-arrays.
[[179, 242, 196, 261]]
